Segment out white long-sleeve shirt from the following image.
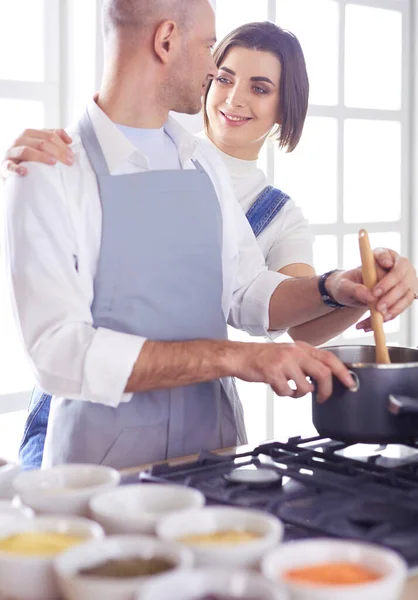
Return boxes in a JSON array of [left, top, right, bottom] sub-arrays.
[[3, 98, 288, 408]]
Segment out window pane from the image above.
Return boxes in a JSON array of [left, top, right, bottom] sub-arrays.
[[0, 0, 44, 82], [0, 99, 45, 157], [276, 0, 339, 106], [215, 0, 268, 42], [313, 235, 338, 273], [343, 120, 401, 224], [275, 117, 338, 224], [345, 5, 402, 110]]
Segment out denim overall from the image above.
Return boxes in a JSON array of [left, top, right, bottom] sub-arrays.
[[28, 110, 244, 469], [19, 176, 287, 468]]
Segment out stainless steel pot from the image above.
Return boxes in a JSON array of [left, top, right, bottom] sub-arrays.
[[312, 345, 418, 443]]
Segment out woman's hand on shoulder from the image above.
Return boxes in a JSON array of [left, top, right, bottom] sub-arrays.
[[2, 129, 74, 177]]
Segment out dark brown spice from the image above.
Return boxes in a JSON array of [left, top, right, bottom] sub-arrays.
[[78, 556, 175, 578], [195, 596, 258, 600]]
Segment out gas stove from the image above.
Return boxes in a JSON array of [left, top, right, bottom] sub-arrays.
[[122, 435, 418, 570]]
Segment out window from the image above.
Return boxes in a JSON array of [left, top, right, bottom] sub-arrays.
[[215, 0, 412, 443], [0, 0, 61, 459], [0, 0, 100, 460]]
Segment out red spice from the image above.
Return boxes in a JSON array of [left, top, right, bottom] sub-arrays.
[[284, 562, 381, 586]]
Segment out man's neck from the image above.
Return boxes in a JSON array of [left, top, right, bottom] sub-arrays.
[[98, 69, 169, 129]]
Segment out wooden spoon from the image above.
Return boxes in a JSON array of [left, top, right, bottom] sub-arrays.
[[358, 229, 391, 364]]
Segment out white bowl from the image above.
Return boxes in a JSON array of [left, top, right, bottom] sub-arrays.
[[0, 515, 104, 600], [89, 484, 205, 534], [156, 506, 283, 568], [139, 567, 288, 600], [0, 498, 34, 523], [261, 538, 408, 600], [55, 534, 194, 600], [13, 463, 121, 516], [0, 459, 20, 499]]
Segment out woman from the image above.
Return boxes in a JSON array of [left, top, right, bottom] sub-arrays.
[[4, 22, 417, 468]]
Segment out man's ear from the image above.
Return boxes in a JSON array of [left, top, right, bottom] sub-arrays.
[[154, 20, 179, 64]]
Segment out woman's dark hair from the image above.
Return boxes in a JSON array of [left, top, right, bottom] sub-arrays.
[[204, 21, 309, 153]]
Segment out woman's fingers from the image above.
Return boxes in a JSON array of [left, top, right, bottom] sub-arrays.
[[7, 143, 57, 165], [4, 129, 73, 171], [373, 247, 395, 270], [56, 128, 73, 144], [375, 277, 410, 317], [381, 290, 415, 321], [2, 159, 27, 176], [356, 289, 414, 332], [356, 316, 371, 331], [372, 256, 410, 301]]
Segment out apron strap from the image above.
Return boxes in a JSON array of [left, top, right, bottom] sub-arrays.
[[245, 185, 290, 237], [77, 110, 111, 176], [191, 159, 206, 173]]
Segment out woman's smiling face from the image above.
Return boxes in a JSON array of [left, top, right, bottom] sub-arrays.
[[206, 46, 282, 160]]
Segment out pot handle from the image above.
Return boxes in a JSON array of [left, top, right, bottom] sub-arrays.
[[347, 370, 360, 393], [388, 394, 418, 416]]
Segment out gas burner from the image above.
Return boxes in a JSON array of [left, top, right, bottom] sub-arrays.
[[224, 466, 282, 488], [334, 443, 418, 468], [126, 434, 418, 569]]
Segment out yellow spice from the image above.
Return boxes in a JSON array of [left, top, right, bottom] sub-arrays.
[[0, 532, 85, 556], [178, 530, 260, 546]]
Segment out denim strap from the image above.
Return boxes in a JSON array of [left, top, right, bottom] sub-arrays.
[[245, 185, 290, 237]]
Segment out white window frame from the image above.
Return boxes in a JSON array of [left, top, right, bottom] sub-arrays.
[[0, 0, 60, 129], [303, 0, 411, 351], [0, 0, 60, 415]]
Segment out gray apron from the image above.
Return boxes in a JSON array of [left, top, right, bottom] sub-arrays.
[[42, 111, 246, 469]]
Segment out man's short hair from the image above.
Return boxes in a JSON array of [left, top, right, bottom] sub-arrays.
[[102, 0, 199, 38]]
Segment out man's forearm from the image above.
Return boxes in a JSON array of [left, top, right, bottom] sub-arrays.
[[125, 339, 240, 393], [288, 307, 367, 346], [269, 276, 333, 331]]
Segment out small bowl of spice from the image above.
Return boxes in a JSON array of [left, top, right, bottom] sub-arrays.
[[261, 539, 407, 600], [139, 567, 288, 600], [13, 463, 121, 516], [54, 534, 194, 600], [156, 506, 283, 568], [0, 514, 103, 600]]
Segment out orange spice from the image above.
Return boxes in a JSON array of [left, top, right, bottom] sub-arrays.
[[284, 562, 381, 586]]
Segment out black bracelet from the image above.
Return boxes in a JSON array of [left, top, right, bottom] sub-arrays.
[[318, 269, 346, 309]]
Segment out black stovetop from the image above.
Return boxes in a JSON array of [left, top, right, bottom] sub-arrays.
[[122, 435, 418, 568]]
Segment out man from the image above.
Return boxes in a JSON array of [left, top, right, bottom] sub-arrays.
[[2, 0, 407, 469]]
